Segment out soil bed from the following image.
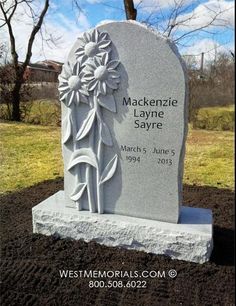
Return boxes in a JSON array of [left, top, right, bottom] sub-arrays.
[[0, 179, 234, 306]]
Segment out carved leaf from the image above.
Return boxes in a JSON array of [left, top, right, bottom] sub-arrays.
[[62, 113, 72, 144], [100, 155, 118, 185], [100, 121, 113, 146], [97, 94, 116, 113], [76, 109, 96, 141], [70, 183, 87, 201], [68, 148, 98, 170]]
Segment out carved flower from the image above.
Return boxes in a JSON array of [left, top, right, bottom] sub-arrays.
[[83, 53, 120, 96], [75, 29, 111, 65], [58, 62, 88, 106]]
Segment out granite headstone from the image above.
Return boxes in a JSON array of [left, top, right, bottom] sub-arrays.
[[32, 21, 213, 263], [60, 21, 188, 223]]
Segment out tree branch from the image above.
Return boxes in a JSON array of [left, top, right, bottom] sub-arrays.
[[123, 0, 137, 20], [22, 0, 49, 70], [0, 0, 18, 67]]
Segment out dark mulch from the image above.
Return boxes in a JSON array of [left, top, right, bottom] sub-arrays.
[[0, 178, 235, 306]]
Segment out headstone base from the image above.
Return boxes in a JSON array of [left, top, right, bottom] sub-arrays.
[[32, 191, 213, 264]]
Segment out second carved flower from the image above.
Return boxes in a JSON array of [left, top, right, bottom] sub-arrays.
[[83, 52, 120, 96]]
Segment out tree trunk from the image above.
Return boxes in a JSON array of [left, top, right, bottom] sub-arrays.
[[123, 0, 137, 20], [11, 81, 21, 121], [11, 68, 24, 121]]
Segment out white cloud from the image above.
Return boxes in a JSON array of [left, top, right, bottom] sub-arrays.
[[133, 0, 192, 12], [172, 0, 234, 31], [0, 2, 91, 63], [77, 12, 91, 30], [181, 38, 234, 64]]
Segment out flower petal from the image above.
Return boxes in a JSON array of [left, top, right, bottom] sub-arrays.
[[76, 92, 81, 105], [92, 29, 99, 42], [97, 81, 102, 95], [88, 79, 98, 91], [72, 62, 78, 75], [67, 91, 75, 106], [99, 32, 109, 41], [101, 81, 107, 95], [58, 75, 67, 83], [76, 62, 81, 75], [59, 85, 70, 93], [98, 40, 111, 49], [59, 80, 67, 87], [75, 47, 84, 53], [79, 55, 88, 67], [94, 56, 101, 67], [83, 32, 90, 43], [101, 52, 109, 65], [98, 94, 116, 112], [86, 61, 97, 70], [82, 71, 93, 78], [107, 60, 120, 69], [77, 37, 86, 46], [83, 75, 94, 82], [60, 90, 70, 102], [76, 50, 85, 57], [62, 64, 72, 78]]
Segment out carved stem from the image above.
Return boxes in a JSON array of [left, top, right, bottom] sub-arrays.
[[85, 96, 96, 212], [71, 104, 82, 210], [95, 97, 104, 213]]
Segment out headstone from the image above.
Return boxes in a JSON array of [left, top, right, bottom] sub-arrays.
[[32, 21, 213, 263], [59, 21, 187, 223]]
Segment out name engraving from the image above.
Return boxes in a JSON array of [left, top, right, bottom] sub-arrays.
[[123, 97, 178, 130]]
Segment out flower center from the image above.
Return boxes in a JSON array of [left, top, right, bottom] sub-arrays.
[[94, 66, 108, 81], [68, 76, 81, 91], [84, 42, 98, 57]]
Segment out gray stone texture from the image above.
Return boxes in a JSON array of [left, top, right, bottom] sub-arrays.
[[62, 21, 188, 223], [32, 191, 213, 264]]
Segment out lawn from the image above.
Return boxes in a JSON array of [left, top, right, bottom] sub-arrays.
[[0, 121, 234, 194], [184, 128, 234, 189], [0, 121, 63, 194]]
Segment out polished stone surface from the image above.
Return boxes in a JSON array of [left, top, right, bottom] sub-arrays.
[[62, 21, 188, 223]]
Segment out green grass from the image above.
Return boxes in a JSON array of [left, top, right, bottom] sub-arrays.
[[0, 122, 234, 194], [184, 127, 234, 189], [0, 121, 63, 194], [193, 105, 234, 131]]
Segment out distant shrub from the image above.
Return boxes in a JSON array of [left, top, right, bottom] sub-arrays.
[[193, 105, 234, 131], [23, 99, 61, 126], [0, 99, 61, 126]]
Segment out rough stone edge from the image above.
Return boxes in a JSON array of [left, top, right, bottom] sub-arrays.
[[32, 191, 213, 264]]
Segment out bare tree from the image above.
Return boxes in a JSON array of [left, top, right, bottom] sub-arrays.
[[0, 0, 49, 121], [123, 0, 233, 45], [162, 0, 233, 44]]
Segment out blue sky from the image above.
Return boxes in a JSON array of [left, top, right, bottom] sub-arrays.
[[0, 0, 234, 65]]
